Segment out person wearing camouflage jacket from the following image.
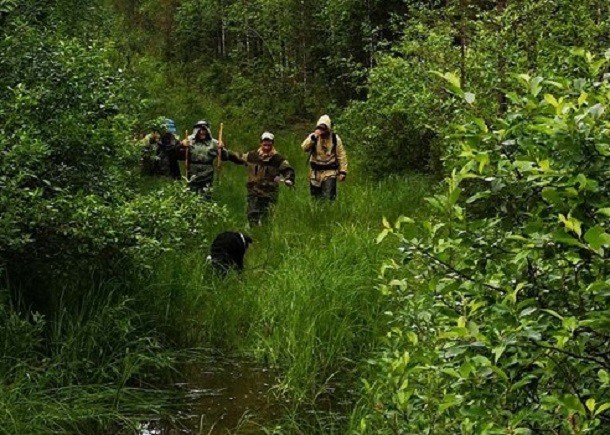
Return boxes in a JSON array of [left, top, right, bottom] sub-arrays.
[[239, 132, 295, 226], [182, 120, 242, 199], [301, 115, 347, 200]]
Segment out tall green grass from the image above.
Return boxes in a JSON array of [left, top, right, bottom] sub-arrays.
[[0, 62, 438, 432], [138, 125, 436, 425], [0, 282, 174, 434]]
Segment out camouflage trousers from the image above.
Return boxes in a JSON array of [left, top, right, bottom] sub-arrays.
[[188, 167, 215, 200], [310, 177, 337, 201], [247, 193, 278, 226]]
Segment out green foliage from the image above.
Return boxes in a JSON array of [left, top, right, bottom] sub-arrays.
[[0, 291, 173, 434], [0, 5, 226, 279], [343, 0, 610, 176], [341, 21, 462, 176], [115, 0, 409, 125], [357, 56, 610, 433], [0, 3, 227, 431]]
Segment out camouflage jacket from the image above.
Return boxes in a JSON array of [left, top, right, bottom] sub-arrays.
[[240, 148, 295, 197]]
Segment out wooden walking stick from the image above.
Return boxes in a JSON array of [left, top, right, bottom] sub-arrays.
[[184, 129, 190, 181], [217, 122, 224, 183]]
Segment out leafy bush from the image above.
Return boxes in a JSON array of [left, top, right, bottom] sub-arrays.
[[339, 13, 470, 176], [342, 1, 610, 177], [0, 15, 227, 290], [358, 53, 610, 433], [0, 7, 227, 430]]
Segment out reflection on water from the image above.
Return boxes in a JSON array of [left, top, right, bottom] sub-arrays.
[[139, 353, 282, 434]]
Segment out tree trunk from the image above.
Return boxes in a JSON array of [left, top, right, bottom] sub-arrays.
[[459, 0, 467, 87]]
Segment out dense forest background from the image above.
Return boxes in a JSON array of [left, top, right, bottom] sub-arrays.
[[1, 0, 610, 433]]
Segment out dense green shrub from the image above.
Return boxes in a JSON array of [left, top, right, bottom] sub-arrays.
[[0, 5, 227, 430], [357, 53, 610, 433], [342, 0, 610, 176], [0, 9, 226, 289]]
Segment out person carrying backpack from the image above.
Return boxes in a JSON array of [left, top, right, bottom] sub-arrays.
[[301, 115, 347, 200]]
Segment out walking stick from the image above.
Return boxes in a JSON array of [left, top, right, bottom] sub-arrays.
[[217, 122, 224, 183], [184, 129, 190, 182]]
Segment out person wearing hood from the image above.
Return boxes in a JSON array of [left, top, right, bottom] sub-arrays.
[[239, 131, 295, 226], [301, 115, 348, 200], [141, 117, 180, 179], [182, 120, 242, 198], [158, 118, 181, 180]]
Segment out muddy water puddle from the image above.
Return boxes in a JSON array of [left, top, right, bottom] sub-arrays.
[[139, 354, 283, 434]]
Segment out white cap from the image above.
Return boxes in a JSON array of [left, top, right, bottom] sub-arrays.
[[261, 131, 275, 141]]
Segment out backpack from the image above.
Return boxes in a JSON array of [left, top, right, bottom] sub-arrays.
[[309, 132, 338, 161]]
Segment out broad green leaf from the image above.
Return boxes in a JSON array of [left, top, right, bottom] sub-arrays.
[[442, 368, 461, 378], [476, 153, 490, 173], [542, 309, 563, 320], [438, 394, 462, 414], [448, 187, 462, 207], [382, 216, 391, 229], [466, 191, 490, 203], [464, 92, 476, 105], [598, 208, 610, 217], [444, 71, 461, 89], [530, 76, 544, 97], [376, 229, 389, 244], [473, 117, 488, 133], [578, 92, 588, 106], [589, 103, 605, 118], [562, 316, 578, 332], [559, 214, 582, 238], [407, 331, 418, 345], [585, 225, 610, 249], [544, 94, 558, 107], [587, 281, 610, 293], [541, 188, 561, 204], [551, 229, 582, 247], [559, 394, 586, 416], [595, 403, 610, 416], [492, 345, 506, 363], [395, 216, 414, 229]]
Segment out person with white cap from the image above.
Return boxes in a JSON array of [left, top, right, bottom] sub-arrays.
[[301, 114, 347, 200], [238, 131, 295, 226]]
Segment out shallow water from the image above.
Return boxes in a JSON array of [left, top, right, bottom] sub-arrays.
[[139, 354, 282, 434]]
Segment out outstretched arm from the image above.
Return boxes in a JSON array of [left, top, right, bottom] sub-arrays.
[[221, 148, 247, 165]]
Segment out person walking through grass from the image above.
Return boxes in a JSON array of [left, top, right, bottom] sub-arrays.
[[141, 117, 181, 179], [181, 120, 242, 199], [301, 115, 347, 201], [239, 131, 295, 226]]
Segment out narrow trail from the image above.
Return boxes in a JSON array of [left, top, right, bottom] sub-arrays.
[[138, 124, 435, 432]]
